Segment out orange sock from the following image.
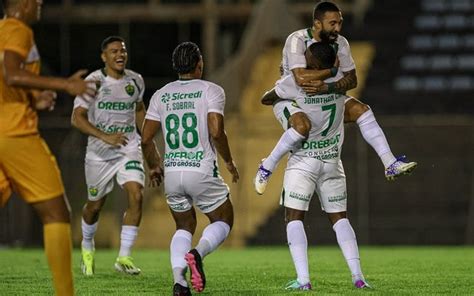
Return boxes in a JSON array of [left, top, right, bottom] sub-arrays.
[[44, 223, 74, 296]]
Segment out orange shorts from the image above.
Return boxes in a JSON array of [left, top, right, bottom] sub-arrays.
[[0, 135, 64, 207]]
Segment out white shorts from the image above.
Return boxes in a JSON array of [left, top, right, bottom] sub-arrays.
[[165, 171, 229, 213], [272, 99, 304, 131], [280, 155, 347, 213], [85, 154, 145, 201]]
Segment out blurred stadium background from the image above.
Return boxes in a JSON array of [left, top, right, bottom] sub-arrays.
[[0, 0, 473, 250]]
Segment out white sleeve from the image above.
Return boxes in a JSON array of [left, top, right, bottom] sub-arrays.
[[274, 75, 300, 99], [285, 33, 307, 71], [207, 84, 225, 115], [145, 91, 162, 122], [137, 74, 145, 102], [73, 73, 97, 110], [337, 37, 356, 72]]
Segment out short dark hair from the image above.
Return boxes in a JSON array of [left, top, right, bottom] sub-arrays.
[[101, 36, 125, 51], [172, 42, 202, 75], [308, 42, 337, 69], [313, 1, 341, 22]]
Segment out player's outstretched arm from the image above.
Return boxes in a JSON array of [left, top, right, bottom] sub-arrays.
[[71, 106, 128, 147], [3, 50, 95, 97], [208, 112, 239, 183], [320, 69, 358, 94], [141, 119, 163, 187]]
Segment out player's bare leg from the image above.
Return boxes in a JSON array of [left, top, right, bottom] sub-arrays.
[[115, 181, 143, 275], [255, 112, 310, 195], [32, 195, 74, 296], [345, 98, 417, 180], [327, 211, 370, 289], [284, 207, 312, 290]]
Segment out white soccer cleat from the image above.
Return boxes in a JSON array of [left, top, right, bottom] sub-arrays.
[[385, 155, 417, 181], [254, 160, 273, 195]]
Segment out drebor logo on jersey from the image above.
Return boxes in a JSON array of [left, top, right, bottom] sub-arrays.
[[161, 91, 203, 103]]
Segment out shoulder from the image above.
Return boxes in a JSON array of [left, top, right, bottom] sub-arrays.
[[85, 69, 104, 81], [285, 29, 307, 43], [336, 35, 350, 47], [125, 69, 144, 82], [200, 80, 225, 95]]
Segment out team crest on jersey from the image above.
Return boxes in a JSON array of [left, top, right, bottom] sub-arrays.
[[88, 187, 98, 197], [125, 84, 135, 96], [161, 93, 171, 103]]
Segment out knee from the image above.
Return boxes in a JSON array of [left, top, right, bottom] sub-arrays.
[[128, 190, 143, 210], [345, 100, 370, 122], [290, 113, 311, 138], [84, 200, 104, 214]]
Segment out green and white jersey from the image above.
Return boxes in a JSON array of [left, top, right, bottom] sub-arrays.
[[146, 79, 225, 176], [73, 69, 145, 161], [275, 75, 345, 163], [281, 28, 355, 83]]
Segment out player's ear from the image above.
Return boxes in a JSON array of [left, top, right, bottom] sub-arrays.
[[101, 52, 106, 63]]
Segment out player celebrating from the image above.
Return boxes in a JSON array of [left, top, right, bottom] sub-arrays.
[[254, 1, 416, 194], [0, 0, 95, 294], [267, 41, 370, 290], [141, 42, 239, 296], [72, 36, 146, 276]]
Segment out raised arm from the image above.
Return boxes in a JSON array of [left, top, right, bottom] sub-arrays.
[[208, 113, 239, 183], [3, 50, 95, 97]]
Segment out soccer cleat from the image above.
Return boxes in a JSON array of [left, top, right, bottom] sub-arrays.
[[80, 247, 95, 276], [354, 279, 371, 289], [385, 155, 417, 180], [254, 160, 273, 195], [284, 279, 312, 290], [114, 256, 141, 275], [185, 249, 206, 292], [173, 283, 192, 296]]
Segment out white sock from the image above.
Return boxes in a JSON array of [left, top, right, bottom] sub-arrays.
[[195, 221, 230, 258], [287, 220, 310, 285], [356, 110, 396, 168], [81, 218, 98, 251], [262, 128, 306, 172], [119, 225, 138, 257], [171, 229, 192, 287], [333, 218, 363, 280]]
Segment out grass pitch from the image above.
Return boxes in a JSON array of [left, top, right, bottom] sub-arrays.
[[1, 246, 473, 295]]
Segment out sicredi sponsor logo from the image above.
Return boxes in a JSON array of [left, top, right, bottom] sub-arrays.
[[161, 91, 202, 103]]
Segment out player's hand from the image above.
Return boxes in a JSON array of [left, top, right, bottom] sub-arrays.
[[225, 160, 239, 183], [301, 80, 324, 95], [65, 69, 97, 98], [34, 90, 57, 111], [101, 132, 128, 147], [149, 165, 164, 187]]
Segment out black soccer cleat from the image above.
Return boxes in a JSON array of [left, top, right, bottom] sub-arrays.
[[173, 283, 192, 296]]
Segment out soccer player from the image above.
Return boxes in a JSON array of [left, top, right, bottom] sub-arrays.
[[71, 36, 146, 276], [0, 0, 95, 294], [269, 41, 370, 290], [141, 42, 239, 296], [254, 1, 416, 194]]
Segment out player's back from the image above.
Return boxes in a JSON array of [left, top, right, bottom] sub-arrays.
[[148, 79, 226, 176]]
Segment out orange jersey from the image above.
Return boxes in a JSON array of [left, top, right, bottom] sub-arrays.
[[0, 18, 41, 136]]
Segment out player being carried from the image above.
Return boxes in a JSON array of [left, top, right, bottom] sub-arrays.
[[268, 41, 370, 290], [254, 1, 416, 194]]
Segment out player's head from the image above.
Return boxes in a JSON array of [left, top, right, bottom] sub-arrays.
[[172, 42, 203, 79], [305, 42, 337, 70], [101, 36, 127, 74], [3, 0, 43, 24], [312, 1, 343, 43]]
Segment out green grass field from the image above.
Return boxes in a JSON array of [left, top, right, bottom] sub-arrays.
[[1, 246, 473, 295]]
